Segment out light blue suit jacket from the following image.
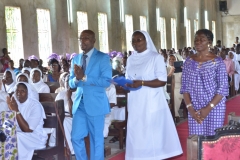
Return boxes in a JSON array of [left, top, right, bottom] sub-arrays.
[[69, 48, 112, 116]]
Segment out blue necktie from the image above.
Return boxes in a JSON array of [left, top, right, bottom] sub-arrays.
[[82, 54, 88, 73]]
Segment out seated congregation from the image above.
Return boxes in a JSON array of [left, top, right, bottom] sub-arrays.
[[0, 53, 127, 159]]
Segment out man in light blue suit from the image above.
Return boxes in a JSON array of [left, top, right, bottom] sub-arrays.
[[69, 30, 112, 160]]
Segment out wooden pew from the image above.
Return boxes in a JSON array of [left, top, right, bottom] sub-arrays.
[[39, 93, 58, 102], [33, 100, 65, 160], [38, 92, 90, 159], [44, 82, 60, 93]]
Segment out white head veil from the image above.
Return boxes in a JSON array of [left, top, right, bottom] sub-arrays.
[[132, 30, 158, 54], [30, 68, 43, 83], [16, 73, 30, 82], [14, 82, 45, 118], [1, 70, 16, 93], [21, 67, 31, 74], [16, 72, 39, 100], [4, 70, 16, 83], [14, 82, 36, 100]]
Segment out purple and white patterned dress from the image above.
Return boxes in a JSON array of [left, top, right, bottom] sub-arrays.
[[180, 56, 229, 136]]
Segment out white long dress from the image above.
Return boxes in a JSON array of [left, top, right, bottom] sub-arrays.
[[16, 98, 47, 160], [125, 50, 182, 160], [0, 90, 9, 112]]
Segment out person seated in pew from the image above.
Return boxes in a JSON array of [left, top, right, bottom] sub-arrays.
[[49, 74, 76, 155], [28, 55, 40, 69], [21, 67, 31, 77], [0, 90, 9, 112], [104, 84, 127, 143], [55, 72, 68, 93], [6, 82, 47, 160], [16, 73, 39, 100], [46, 58, 61, 82], [30, 68, 50, 93], [1, 70, 16, 94], [6, 60, 20, 76]]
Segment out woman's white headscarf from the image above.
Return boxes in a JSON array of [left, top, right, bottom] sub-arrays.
[[16, 73, 39, 100], [14, 82, 45, 118], [21, 67, 31, 74], [132, 30, 158, 54], [16, 73, 29, 82], [30, 68, 43, 83], [1, 70, 16, 93], [30, 68, 50, 93]]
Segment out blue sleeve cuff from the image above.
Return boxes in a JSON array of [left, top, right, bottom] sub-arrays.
[[74, 77, 80, 85]]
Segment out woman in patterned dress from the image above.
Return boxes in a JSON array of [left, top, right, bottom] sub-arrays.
[[180, 29, 229, 136]]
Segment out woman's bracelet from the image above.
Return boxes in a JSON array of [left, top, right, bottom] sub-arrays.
[[186, 103, 193, 108]]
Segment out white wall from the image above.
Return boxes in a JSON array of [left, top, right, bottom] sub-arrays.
[[227, 0, 240, 15], [222, 0, 240, 47]]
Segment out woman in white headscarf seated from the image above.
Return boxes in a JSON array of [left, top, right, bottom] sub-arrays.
[[16, 73, 39, 100], [6, 82, 47, 160], [0, 90, 9, 112], [1, 70, 16, 94], [21, 67, 31, 77], [48, 74, 76, 154], [30, 68, 50, 93]]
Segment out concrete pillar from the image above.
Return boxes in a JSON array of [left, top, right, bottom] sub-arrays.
[[148, 0, 158, 49], [200, 0, 205, 29], [110, 0, 125, 52], [178, 0, 185, 49]]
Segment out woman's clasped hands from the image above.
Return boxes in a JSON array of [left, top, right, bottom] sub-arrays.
[[188, 105, 212, 124]]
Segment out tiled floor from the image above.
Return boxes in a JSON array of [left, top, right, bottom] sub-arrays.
[[70, 136, 124, 160], [105, 136, 125, 157]]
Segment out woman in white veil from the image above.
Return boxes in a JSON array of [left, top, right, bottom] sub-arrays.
[[16, 73, 39, 100], [7, 82, 47, 159], [30, 68, 50, 93], [1, 70, 16, 93], [125, 30, 182, 160]]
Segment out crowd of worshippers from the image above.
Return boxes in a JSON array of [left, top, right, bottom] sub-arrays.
[[0, 35, 239, 159], [0, 50, 127, 159]]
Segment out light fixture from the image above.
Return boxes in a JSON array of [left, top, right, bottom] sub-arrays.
[[67, 0, 73, 24], [119, 0, 124, 22]]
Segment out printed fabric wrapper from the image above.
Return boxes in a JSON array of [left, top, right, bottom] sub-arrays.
[[0, 111, 18, 160], [111, 76, 141, 91]]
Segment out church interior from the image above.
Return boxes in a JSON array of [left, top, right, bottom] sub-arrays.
[[1, 0, 240, 160]]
